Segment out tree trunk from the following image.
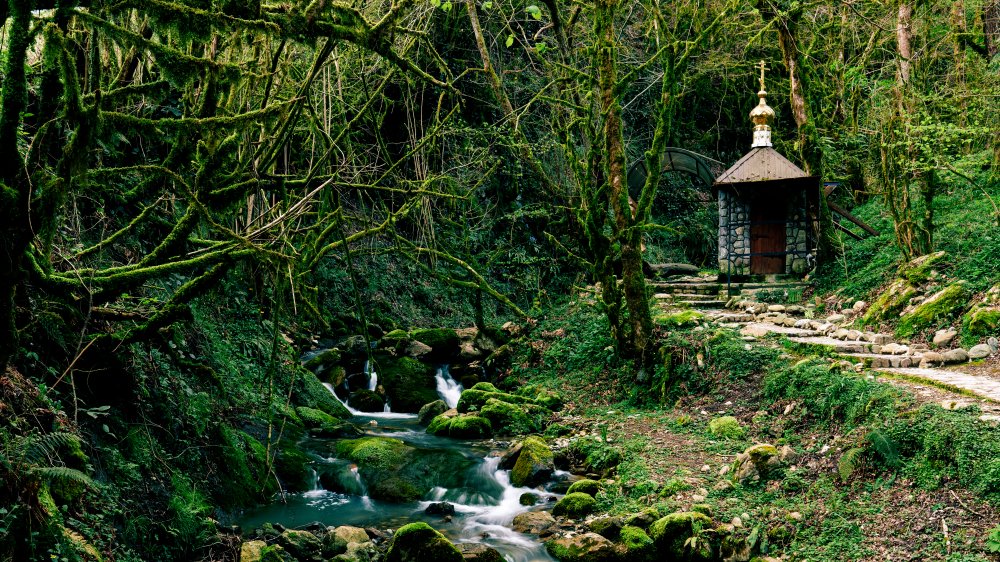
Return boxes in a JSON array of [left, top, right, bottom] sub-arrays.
[[595, 0, 654, 365]]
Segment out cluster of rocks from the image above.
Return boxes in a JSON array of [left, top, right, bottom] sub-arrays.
[[301, 327, 510, 414], [239, 521, 502, 562], [421, 383, 562, 439]]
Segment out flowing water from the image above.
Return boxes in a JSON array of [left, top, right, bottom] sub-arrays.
[[435, 365, 464, 409], [239, 364, 556, 562]]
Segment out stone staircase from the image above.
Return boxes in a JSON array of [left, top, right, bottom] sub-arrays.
[[651, 283, 1000, 405]]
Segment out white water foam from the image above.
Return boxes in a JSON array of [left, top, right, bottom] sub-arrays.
[[322, 382, 415, 420], [434, 365, 464, 409]]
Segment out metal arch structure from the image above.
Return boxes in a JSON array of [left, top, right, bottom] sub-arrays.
[[626, 147, 725, 198]]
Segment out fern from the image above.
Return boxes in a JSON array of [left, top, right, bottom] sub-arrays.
[[21, 432, 84, 465], [866, 430, 900, 468], [838, 447, 865, 481], [31, 467, 96, 490]]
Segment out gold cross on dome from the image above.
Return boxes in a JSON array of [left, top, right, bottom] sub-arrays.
[[758, 60, 769, 91]]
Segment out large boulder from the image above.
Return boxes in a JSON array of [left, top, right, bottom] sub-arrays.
[[897, 282, 970, 337], [862, 278, 918, 325], [385, 522, 463, 562], [552, 492, 597, 519], [510, 436, 554, 487], [335, 437, 473, 502], [566, 479, 601, 496], [324, 526, 371, 556], [296, 407, 360, 438], [544, 532, 618, 562], [963, 285, 1000, 340], [409, 328, 462, 362], [303, 348, 342, 376], [479, 398, 547, 435], [512, 511, 556, 535], [279, 529, 323, 561], [426, 413, 493, 439], [418, 400, 449, 425], [348, 390, 385, 413], [375, 355, 439, 413], [293, 371, 351, 419], [649, 512, 715, 560], [620, 525, 656, 562], [457, 387, 540, 413]]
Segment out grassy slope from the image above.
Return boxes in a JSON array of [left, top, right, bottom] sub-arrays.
[[502, 298, 1000, 561]]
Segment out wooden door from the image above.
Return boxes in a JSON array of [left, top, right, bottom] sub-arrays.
[[750, 202, 786, 274]]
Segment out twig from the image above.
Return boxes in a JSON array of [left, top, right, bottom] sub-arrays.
[[949, 489, 985, 517]]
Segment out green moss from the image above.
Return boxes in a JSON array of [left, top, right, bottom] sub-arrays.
[[336, 437, 408, 470], [274, 441, 310, 492], [409, 328, 461, 360], [653, 309, 705, 328], [897, 282, 970, 338], [861, 279, 916, 325], [303, 348, 342, 372], [418, 400, 449, 425], [708, 416, 745, 440], [470, 382, 499, 392], [426, 414, 454, 436], [552, 492, 596, 518], [899, 250, 948, 284], [649, 512, 713, 557], [963, 307, 1000, 341], [511, 436, 554, 487], [457, 388, 539, 413], [479, 398, 547, 435], [385, 522, 463, 562], [376, 355, 439, 413], [566, 479, 601, 496], [446, 414, 493, 438], [293, 370, 351, 419], [620, 525, 655, 561]]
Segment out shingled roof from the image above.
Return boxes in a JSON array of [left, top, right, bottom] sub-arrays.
[[714, 146, 809, 186]]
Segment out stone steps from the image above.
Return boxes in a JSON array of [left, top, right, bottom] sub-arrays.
[[877, 368, 1000, 403]]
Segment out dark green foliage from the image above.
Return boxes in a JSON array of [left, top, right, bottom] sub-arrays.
[[565, 436, 622, 474]]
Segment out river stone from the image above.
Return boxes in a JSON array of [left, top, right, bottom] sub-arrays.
[[349, 390, 385, 412], [511, 436, 554, 487], [326, 526, 371, 554], [932, 329, 958, 348], [623, 508, 660, 530], [519, 492, 540, 506], [385, 522, 462, 562], [279, 529, 323, 560], [969, 344, 993, 359], [588, 516, 624, 540], [418, 400, 449, 425], [919, 351, 946, 367], [335, 541, 378, 562], [512, 511, 556, 534], [826, 314, 846, 324], [425, 502, 456, 517], [375, 354, 439, 413], [942, 349, 969, 363], [405, 340, 433, 359], [545, 532, 617, 562], [552, 492, 597, 519], [240, 541, 268, 562], [456, 543, 504, 562]]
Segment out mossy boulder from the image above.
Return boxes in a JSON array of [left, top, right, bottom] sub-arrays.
[[274, 441, 311, 492], [708, 416, 745, 440], [426, 413, 492, 439], [376, 355, 439, 413], [417, 400, 449, 425], [862, 278, 917, 326], [899, 250, 948, 284], [457, 388, 539, 413], [295, 406, 359, 438], [544, 532, 617, 562], [278, 529, 323, 560], [409, 328, 461, 362], [552, 492, 597, 519], [303, 348, 342, 374], [962, 285, 1000, 342], [335, 437, 473, 503], [588, 516, 623, 540], [385, 522, 463, 562], [240, 541, 291, 562], [511, 436, 554, 487], [620, 525, 656, 562], [348, 389, 385, 413], [653, 309, 705, 328], [470, 382, 499, 392], [897, 282, 970, 338], [455, 543, 505, 562], [293, 370, 351, 420], [479, 398, 547, 435], [566, 479, 601, 496], [649, 511, 714, 559], [732, 444, 783, 483]]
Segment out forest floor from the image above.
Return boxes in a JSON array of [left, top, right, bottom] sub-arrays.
[[513, 297, 1000, 561]]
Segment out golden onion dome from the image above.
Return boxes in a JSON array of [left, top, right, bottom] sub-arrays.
[[749, 90, 775, 129]]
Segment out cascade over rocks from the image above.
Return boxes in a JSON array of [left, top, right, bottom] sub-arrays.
[[347, 389, 385, 412]]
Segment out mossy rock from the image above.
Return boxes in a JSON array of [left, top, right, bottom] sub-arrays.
[[409, 328, 461, 361], [426, 414, 454, 436], [544, 532, 617, 562], [426, 413, 492, 439], [375, 355, 439, 413], [620, 525, 656, 562], [348, 389, 385, 413], [385, 522, 463, 562], [532, 389, 564, 411], [511, 436, 554, 487], [898, 250, 948, 284], [380, 329, 412, 352], [649, 511, 714, 559], [417, 400, 449, 425], [862, 279, 917, 325], [732, 444, 782, 483], [964, 307, 1000, 340], [457, 388, 539, 413], [588, 515, 623, 540], [274, 442, 311, 492], [278, 529, 323, 560], [470, 382, 499, 392], [479, 398, 547, 435], [303, 348, 342, 374], [623, 508, 661, 530], [653, 309, 705, 328], [897, 282, 970, 338], [519, 493, 539, 506], [566, 479, 601, 496], [293, 370, 351, 420], [335, 437, 473, 503], [708, 416, 745, 439], [295, 406, 359, 438], [552, 492, 596, 518]]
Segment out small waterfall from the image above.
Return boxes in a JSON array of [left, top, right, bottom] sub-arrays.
[[435, 365, 463, 409], [363, 360, 378, 392], [322, 382, 415, 420], [303, 467, 325, 498], [350, 466, 374, 510]]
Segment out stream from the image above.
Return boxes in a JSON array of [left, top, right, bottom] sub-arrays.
[[237, 366, 558, 562]]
